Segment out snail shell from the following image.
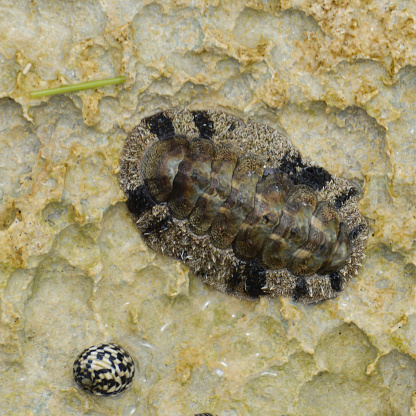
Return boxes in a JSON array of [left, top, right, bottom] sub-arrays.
[[73, 343, 135, 396]]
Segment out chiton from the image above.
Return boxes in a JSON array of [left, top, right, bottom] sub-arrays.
[[119, 109, 368, 303]]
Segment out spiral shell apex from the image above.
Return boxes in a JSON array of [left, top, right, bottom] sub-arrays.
[[73, 343, 135, 396]]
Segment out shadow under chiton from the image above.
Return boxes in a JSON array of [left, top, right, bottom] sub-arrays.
[[119, 109, 368, 303]]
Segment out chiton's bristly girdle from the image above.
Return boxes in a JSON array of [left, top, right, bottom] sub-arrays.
[[119, 109, 368, 304]]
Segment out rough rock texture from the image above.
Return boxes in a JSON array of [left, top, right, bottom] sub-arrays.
[[0, 1, 415, 415]]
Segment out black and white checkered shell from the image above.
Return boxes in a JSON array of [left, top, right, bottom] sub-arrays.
[[73, 343, 135, 396]]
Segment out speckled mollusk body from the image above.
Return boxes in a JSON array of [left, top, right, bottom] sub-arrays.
[[119, 109, 368, 303]]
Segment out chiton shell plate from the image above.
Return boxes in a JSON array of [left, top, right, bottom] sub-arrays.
[[119, 109, 368, 303]]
